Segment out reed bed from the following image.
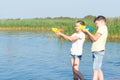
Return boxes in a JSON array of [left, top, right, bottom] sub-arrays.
[[0, 16, 120, 41]]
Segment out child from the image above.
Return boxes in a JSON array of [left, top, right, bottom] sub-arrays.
[[82, 16, 108, 80], [56, 20, 85, 80]]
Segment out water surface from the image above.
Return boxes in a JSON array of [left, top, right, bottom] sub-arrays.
[[0, 31, 119, 80]]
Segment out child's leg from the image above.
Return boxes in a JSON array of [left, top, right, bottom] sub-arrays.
[[72, 58, 85, 80], [71, 58, 78, 80]]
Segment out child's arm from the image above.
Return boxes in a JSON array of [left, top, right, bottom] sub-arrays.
[[56, 32, 80, 42]]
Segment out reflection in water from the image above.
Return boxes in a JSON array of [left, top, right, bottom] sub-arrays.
[[0, 31, 119, 80]]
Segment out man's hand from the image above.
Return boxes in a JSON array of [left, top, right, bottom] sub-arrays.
[[82, 29, 89, 34]]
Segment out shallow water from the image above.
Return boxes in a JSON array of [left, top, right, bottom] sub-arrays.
[[0, 31, 119, 80]]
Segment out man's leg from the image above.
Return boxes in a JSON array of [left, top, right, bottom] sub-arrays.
[[98, 69, 104, 80], [93, 70, 99, 80], [93, 69, 104, 80], [98, 51, 104, 80], [92, 51, 104, 80], [93, 53, 99, 80]]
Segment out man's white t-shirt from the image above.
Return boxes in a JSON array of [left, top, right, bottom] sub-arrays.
[[92, 26, 108, 52], [70, 32, 85, 55]]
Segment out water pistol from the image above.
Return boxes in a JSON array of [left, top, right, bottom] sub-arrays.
[[52, 28, 64, 33], [80, 25, 94, 31]]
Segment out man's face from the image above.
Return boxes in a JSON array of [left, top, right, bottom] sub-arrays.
[[95, 20, 105, 27], [95, 20, 101, 27]]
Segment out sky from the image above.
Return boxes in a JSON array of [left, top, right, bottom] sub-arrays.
[[0, 0, 120, 19]]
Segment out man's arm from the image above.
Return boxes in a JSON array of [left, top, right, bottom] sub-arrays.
[[56, 32, 80, 42], [82, 29, 101, 42]]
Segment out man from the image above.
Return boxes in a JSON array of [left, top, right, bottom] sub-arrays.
[[82, 16, 108, 80]]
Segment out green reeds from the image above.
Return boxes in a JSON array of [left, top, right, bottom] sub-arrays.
[[0, 16, 120, 41]]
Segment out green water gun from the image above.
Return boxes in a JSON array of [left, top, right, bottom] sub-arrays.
[[80, 25, 94, 31]]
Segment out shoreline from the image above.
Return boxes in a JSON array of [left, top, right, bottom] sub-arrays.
[[0, 27, 51, 31], [0, 27, 119, 41]]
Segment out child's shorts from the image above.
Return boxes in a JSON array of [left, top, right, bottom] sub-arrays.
[[70, 54, 82, 60], [92, 50, 105, 70]]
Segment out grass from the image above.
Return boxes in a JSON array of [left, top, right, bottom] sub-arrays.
[[0, 16, 120, 41]]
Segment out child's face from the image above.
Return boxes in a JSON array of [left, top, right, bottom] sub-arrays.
[[75, 23, 81, 32]]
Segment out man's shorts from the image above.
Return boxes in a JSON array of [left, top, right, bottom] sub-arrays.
[[92, 50, 105, 70], [70, 54, 82, 60]]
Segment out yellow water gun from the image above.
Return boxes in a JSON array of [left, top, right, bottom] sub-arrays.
[[52, 28, 64, 33]]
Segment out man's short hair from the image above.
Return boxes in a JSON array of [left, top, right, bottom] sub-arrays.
[[94, 16, 106, 22]]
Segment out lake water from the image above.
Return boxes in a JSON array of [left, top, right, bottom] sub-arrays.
[[0, 31, 119, 80]]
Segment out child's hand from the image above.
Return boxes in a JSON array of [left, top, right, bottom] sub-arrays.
[[56, 32, 61, 37]]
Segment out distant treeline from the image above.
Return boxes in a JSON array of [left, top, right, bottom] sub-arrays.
[[0, 15, 120, 41]]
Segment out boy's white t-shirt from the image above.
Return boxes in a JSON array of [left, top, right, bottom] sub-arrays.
[[70, 32, 85, 56]]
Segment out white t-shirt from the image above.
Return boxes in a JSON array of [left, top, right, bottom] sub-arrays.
[[70, 32, 85, 55], [92, 26, 108, 52]]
